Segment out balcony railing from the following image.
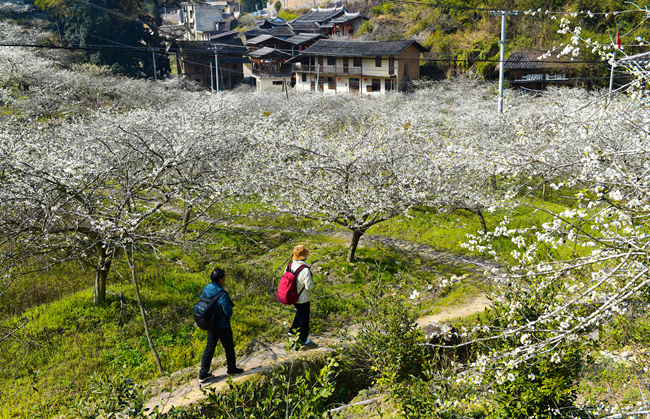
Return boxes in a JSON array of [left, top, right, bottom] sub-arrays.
[[291, 63, 388, 76], [252, 65, 292, 78]]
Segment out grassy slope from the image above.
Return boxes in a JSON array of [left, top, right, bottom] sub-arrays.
[[342, 0, 650, 82], [0, 177, 601, 418], [0, 210, 476, 418]]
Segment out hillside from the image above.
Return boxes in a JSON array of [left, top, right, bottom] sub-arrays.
[[3, 3, 650, 418], [302, 0, 650, 83]]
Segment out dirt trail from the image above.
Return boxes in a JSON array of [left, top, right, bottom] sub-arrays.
[[144, 219, 496, 414], [143, 292, 491, 415]]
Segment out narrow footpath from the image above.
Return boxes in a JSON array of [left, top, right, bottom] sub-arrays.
[[144, 292, 491, 414], [144, 220, 497, 414]]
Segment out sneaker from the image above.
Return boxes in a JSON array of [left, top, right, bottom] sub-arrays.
[[198, 373, 214, 383], [227, 367, 244, 375], [296, 339, 317, 351], [303, 339, 317, 349]]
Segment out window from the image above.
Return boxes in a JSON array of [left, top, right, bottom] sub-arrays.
[[309, 56, 315, 65], [349, 78, 360, 93], [371, 78, 381, 92], [375, 56, 382, 67], [272, 81, 283, 85], [327, 56, 336, 66], [328, 77, 336, 89], [302, 73, 307, 82], [353, 57, 362, 67], [385, 79, 394, 91]]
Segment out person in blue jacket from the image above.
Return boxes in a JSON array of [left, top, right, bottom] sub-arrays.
[[198, 268, 244, 383]]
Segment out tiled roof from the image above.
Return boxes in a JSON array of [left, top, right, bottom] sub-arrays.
[[295, 6, 346, 23], [287, 21, 321, 31], [249, 47, 292, 58], [266, 26, 295, 38], [174, 39, 248, 55], [243, 28, 269, 37], [212, 38, 248, 54], [300, 40, 429, 57], [283, 33, 326, 45], [209, 30, 239, 40], [246, 34, 281, 45], [330, 12, 367, 24], [503, 49, 573, 70]]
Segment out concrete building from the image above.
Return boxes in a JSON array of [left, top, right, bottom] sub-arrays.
[[182, 1, 240, 40], [291, 40, 428, 94]]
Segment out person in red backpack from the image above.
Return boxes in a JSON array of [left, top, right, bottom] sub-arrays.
[[288, 245, 316, 349]]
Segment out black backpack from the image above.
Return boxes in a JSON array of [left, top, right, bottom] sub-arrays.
[[193, 290, 227, 330]]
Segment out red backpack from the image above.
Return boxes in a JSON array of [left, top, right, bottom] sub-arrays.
[[276, 263, 309, 305]]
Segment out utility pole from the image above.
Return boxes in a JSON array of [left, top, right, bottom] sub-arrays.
[[214, 46, 220, 91], [210, 63, 214, 92], [608, 49, 617, 103], [609, 26, 621, 103], [490, 10, 518, 113], [152, 49, 157, 82]]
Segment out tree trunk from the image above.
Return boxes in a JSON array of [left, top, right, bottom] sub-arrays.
[[127, 247, 165, 376], [94, 244, 111, 305], [347, 230, 363, 263], [152, 0, 163, 27], [476, 210, 488, 234], [179, 204, 192, 236]]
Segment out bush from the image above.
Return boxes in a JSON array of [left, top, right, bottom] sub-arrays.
[[351, 278, 428, 383], [202, 356, 340, 418]]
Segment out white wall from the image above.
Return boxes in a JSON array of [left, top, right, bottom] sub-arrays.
[[294, 74, 395, 95]]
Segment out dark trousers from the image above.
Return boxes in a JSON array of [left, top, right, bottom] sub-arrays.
[[200, 327, 236, 377], [290, 301, 310, 343]]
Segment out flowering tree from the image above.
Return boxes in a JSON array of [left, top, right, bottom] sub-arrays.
[[0, 98, 247, 305], [246, 94, 501, 263]]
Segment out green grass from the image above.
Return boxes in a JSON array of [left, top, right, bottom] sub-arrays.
[[0, 195, 620, 418], [0, 219, 464, 417]]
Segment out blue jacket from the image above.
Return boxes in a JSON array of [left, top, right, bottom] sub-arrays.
[[200, 282, 233, 330]]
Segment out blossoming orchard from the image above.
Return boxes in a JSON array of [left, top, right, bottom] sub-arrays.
[[2, 5, 650, 418]]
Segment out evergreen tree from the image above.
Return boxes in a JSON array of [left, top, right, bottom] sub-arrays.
[[35, 0, 170, 78]]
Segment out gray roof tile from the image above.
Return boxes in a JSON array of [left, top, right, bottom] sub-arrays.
[[300, 39, 428, 57]]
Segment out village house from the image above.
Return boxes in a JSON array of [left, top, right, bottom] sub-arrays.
[[173, 33, 249, 90], [248, 34, 325, 90], [243, 17, 297, 39], [250, 47, 293, 91], [289, 6, 368, 36], [182, 1, 240, 40], [245, 33, 325, 54], [291, 39, 428, 94], [245, 34, 292, 52], [501, 49, 576, 91], [244, 7, 368, 38]]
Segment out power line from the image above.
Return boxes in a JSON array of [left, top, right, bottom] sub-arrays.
[[3, 42, 616, 69]]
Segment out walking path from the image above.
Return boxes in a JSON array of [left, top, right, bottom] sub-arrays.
[[146, 215, 498, 414], [143, 292, 491, 414]]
